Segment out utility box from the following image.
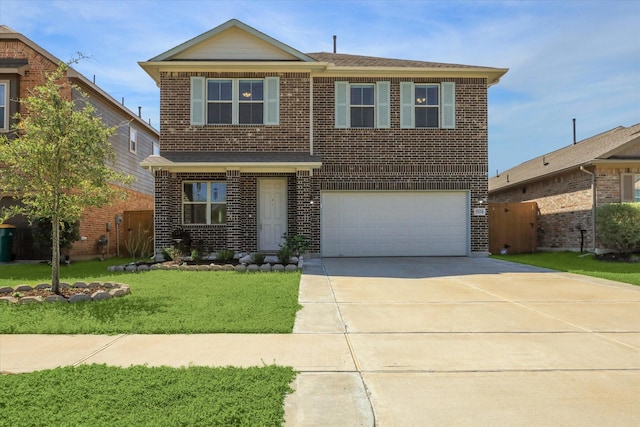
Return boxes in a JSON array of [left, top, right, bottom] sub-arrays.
[[0, 224, 16, 262]]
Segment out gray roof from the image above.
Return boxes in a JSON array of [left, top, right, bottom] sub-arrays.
[[306, 52, 492, 70], [489, 123, 640, 192]]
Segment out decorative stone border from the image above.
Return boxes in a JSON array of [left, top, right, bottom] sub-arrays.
[[0, 282, 131, 304], [107, 258, 304, 273]]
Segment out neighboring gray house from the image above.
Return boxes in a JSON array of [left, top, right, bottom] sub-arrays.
[[0, 25, 159, 259]]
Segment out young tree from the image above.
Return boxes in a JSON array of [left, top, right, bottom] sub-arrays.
[[0, 62, 133, 293]]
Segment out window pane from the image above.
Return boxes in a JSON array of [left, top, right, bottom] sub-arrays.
[[239, 81, 263, 101], [415, 86, 427, 105], [207, 80, 232, 101], [207, 103, 232, 124], [0, 84, 5, 105], [210, 183, 227, 202], [426, 86, 439, 106], [184, 204, 207, 224], [183, 182, 208, 202], [239, 103, 264, 124], [635, 176, 640, 202], [0, 107, 4, 129], [415, 107, 439, 128], [210, 204, 227, 224], [350, 107, 374, 128], [350, 85, 374, 106]]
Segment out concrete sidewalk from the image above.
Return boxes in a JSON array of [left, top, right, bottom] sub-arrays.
[[1, 257, 639, 426]]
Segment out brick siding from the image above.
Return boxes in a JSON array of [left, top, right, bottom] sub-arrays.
[[153, 72, 491, 255], [490, 166, 640, 251]]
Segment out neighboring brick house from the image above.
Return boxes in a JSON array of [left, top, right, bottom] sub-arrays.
[[139, 19, 507, 257], [0, 26, 159, 260], [489, 123, 640, 252]]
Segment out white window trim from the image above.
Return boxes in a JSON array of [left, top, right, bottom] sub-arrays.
[[129, 127, 137, 154], [335, 81, 390, 129], [0, 81, 8, 132], [182, 181, 227, 225], [400, 81, 455, 129], [190, 77, 279, 126]]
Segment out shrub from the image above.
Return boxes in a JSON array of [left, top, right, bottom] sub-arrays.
[[170, 227, 192, 256], [596, 203, 640, 253], [216, 249, 235, 263], [281, 233, 310, 256], [277, 246, 293, 264], [252, 252, 266, 264]]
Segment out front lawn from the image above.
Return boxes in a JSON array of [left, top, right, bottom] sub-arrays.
[[0, 364, 296, 427], [492, 252, 640, 286], [0, 259, 302, 334]]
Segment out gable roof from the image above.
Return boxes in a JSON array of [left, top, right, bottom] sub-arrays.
[[0, 25, 158, 135], [489, 123, 640, 192], [139, 19, 508, 85], [148, 19, 315, 63]]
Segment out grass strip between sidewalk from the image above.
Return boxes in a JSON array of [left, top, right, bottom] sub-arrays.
[[0, 364, 296, 427]]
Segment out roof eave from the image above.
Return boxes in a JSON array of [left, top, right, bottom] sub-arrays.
[[140, 158, 323, 174], [489, 163, 590, 193]]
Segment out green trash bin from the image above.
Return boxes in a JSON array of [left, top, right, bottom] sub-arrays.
[[0, 224, 16, 262]]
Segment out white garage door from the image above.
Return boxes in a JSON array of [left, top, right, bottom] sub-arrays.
[[321, 191, 469, 257]]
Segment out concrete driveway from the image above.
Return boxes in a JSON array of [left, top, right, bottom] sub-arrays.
[[286, 257, 640, 426]]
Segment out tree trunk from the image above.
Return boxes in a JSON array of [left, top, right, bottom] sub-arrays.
[[51, 215, 61, 295]]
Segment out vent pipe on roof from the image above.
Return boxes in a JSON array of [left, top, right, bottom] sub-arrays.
[[573, 118, 576, 144], [333, 35, 336, 53], [138, 106, 142, 118], [121, 97, 124, 106]]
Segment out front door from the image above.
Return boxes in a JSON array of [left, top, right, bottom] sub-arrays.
[[258, 178, 287, 251]]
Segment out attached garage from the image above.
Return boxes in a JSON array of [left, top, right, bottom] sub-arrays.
[[321, 191, 469, 257]]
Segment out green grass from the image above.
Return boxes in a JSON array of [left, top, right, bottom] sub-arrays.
[[0, 259, 302, 334], [492, 252, 640, 286], [0, 364, 296, 427]]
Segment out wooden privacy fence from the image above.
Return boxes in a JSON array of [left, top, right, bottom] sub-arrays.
[[121, 210, 154, 258], [488, 202, 538, 255]]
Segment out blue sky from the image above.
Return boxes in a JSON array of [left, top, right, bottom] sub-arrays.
[[1, 0, 638, 174]]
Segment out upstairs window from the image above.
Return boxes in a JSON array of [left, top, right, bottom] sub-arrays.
[[191, 77, 279, 126], [350, 85, 375, 128], [0, 81, 7, 131], [129, 127, 137, 154], [335, 81, 390, 129], [400, 82, 455, 129], [182, 181, 227, 224]]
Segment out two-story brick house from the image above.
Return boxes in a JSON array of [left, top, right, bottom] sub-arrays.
[[0, 26, 158, 260], [140, 19, 507, 257]]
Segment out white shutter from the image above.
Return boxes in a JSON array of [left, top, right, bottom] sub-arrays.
[[264, 77, 280, 125], [441, 82, 456, 129], [400, 82, 414, 128], [621, 174, 636, 202], [335, 81, 349, 128], [190, 77, 205, 125], [376, 81, 390, 128]]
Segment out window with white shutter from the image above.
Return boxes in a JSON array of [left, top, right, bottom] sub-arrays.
[[335, 81, 390, 129], [191, 77, 279, 126], [400, 82, 455, 129]]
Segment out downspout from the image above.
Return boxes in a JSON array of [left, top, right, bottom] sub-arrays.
[[309, 74, 314, 155], [580, 166, 596, 252]]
